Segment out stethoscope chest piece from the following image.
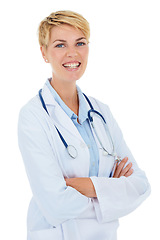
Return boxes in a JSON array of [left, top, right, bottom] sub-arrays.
[[67, 145, 78, 159]]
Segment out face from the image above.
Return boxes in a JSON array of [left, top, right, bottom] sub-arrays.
[[41, 24, 89, 85]]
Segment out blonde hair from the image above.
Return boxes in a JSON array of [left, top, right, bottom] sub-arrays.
[[38, 10, 90, 48]]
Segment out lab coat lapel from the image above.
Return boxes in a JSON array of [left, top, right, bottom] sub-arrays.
[[87, 97, 114, 177], [41, 84, 84, 142]]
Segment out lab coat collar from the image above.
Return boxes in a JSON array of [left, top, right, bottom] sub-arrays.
[[43, 80, 89, 123], [45, 79, 74, 119], [41, 83, 56, 106], [41, 83, 90, 141]]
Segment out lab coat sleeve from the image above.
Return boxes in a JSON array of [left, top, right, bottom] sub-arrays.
[[90, 101, 151, 223], [18, 102, 91, 227]]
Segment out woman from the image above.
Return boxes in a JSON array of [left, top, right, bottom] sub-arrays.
[[18, 10, 151, 240]]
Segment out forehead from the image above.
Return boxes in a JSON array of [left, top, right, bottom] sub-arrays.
[[50, 24, 86, 42]]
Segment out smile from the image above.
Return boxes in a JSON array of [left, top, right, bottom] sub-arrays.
[[63, 62, 81, 70]]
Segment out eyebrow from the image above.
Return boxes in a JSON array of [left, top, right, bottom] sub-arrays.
[[53, 37, 87, 44]]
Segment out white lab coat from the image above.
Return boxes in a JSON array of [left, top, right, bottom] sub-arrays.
[[18, 83, 151, 240]]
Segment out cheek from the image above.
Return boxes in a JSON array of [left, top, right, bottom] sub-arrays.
[[47, 48, 64, 62], [49, 54, 65, 72], [81, 48, 89, 62]]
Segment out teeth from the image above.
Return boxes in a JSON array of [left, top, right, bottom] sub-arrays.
[[63, 62, 80, 68]]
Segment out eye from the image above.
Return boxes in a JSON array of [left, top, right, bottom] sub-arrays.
[[55, 44, 65, 48], [76, 42, 86, 47]]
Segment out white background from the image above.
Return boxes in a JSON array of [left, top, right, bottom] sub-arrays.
[[0, 0, 159, 239]]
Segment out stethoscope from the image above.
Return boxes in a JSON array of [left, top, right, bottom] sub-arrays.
[[38, 89, 122, 177]]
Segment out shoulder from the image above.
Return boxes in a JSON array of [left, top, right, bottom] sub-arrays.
[[87, 96, 116, 129], [18, 95, 45, 126], [88, 96, 111, 116], [87, 96, 123, 143], [19, 95, 38, 116]]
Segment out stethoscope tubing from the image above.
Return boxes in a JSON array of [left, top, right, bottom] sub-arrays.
[[39, 89, 78, 159], [38, 89, 121, 163]]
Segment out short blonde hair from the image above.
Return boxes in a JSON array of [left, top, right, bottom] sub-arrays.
[[38, 10, 90, 48]]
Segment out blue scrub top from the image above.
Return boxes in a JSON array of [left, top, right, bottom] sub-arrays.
[[45, 79, 99, 177]]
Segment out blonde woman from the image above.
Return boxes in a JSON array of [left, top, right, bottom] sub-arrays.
[[18, 10, 150, 240]]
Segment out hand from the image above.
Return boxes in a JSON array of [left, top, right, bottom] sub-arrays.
[[65, 177, 97, 198], [113, 157, 133, 178]]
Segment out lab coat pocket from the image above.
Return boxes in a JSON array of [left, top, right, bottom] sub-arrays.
[[28, 226, 63, 240]]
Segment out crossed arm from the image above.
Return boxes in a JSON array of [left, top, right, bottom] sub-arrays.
[[65, 157, 133, 198]]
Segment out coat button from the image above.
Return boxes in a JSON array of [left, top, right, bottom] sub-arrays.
[[80, 142, 86, 148], [103, 151, 109, 156]]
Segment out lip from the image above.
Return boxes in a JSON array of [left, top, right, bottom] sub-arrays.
[[62, 60, 81, 65]]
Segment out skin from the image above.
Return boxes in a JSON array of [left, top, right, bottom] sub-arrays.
[[65, 158, 133, 198], [41, 24, 133, 199], [41, 24, 89, 116]]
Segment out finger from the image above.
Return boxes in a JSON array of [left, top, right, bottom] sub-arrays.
[[120, 162, 132, 177], [113, 157, 128, 178], [124, 169, 134, 177], [124, 168, 134, 177], [112, 161, 119, 177]]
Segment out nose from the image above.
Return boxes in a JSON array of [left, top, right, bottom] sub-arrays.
[[66, 46, 78, 57]]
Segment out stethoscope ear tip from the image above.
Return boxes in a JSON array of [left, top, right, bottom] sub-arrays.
[[88, 109, 93, 122]]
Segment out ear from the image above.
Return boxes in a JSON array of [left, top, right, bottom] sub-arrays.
[[40, 46, 49, 63]]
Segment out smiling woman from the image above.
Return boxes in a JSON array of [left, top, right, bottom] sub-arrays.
[[39, 11, 90, 109], [18, 10, 150, 240], [41, 25, 89, 85]]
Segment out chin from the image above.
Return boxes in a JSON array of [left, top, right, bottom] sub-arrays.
[[65, 72, 84, 82]]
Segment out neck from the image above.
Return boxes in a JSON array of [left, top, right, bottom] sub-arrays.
[[50, 78, 79, 115]]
